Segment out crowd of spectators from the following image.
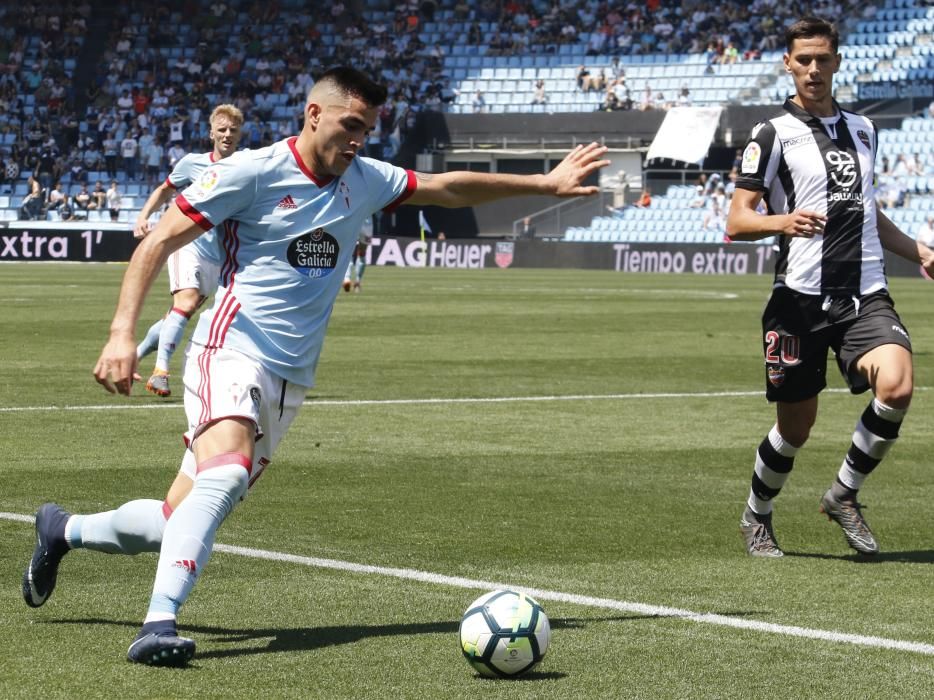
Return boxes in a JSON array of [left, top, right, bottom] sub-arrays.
[[1, 0, 457, 221], [459, 0, 864, 60], [0, 0, 911, 223], [875, 151, 934, 212], [0, 2, 90, 218]]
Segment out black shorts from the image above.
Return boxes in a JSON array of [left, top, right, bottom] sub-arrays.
[[760, 287, 912, 402]]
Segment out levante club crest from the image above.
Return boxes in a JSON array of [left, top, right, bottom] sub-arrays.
[[767, 365, 785, 387], [495, 241, 514, 269]]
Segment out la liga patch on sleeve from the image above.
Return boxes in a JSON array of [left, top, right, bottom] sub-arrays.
[[741, 142, 761, 174], [191, 168, 220, 198]]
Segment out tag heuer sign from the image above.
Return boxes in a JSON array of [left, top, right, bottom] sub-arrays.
[[495, 241, 514, 268]]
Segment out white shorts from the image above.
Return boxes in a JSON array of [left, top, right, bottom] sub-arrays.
[[179, 344, 307, 493], [168, 241, 220, 297]]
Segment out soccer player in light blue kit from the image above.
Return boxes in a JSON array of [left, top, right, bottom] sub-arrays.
[[22, 67, 609, 666], [342, 214, 373, 293], [134, 104, 244, 397]]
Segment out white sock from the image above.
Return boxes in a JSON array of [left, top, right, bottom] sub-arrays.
[[137, 319, 163, 360], [66, 499, 168, 554], [146, 455, 250, 618], [155, 308, 191, 372]]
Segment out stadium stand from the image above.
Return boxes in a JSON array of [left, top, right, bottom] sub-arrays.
[[2, 0, 934, 245]]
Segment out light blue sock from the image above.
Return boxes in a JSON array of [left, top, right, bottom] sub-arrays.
[[66, 499, 167, 554], [146, 460, 249, 620], [355, 258, 366, 282], [155, 308, 191, 373], [137, 319, 164, 360]]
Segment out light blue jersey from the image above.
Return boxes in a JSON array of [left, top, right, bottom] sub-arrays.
[[176, 136, 415, 386], [167, 151, 221, 264]]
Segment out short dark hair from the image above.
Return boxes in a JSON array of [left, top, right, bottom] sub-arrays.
[[785, 17, 839, 53], [317, 66, 388, 107]]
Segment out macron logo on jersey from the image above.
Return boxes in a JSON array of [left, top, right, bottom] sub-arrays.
[[276, 194, 298, 209]]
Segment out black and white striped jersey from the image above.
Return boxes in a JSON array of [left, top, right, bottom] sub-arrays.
[[735, 98, 886, 297]]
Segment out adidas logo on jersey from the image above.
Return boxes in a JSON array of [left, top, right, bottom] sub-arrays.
[[276, 195, 297, 209]]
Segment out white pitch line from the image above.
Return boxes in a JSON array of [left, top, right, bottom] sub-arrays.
[[215, 544, 934, 656], [1, 512, 34, 523], [0, 387, 866, 414], [2, 512, 931, 656]]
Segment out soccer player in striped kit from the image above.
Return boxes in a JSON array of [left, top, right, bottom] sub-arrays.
[[727, 17, 934, 557], [22, 67, 609, 665]]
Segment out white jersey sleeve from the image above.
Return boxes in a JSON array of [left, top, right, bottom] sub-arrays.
[[357, 156, 416, 212], [167, 152, 201, 190], [175, 151, 259, 231]]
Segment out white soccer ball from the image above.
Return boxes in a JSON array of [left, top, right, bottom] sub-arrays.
[[458, 589, 550, 678]]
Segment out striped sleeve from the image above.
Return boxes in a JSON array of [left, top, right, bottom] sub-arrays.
[[735, 121, 780, 193]]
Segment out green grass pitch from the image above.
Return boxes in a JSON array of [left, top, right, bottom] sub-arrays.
[[1, 262, 933, 698]]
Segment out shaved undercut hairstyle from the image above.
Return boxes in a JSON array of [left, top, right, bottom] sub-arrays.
[[310, 66, 388, 108]]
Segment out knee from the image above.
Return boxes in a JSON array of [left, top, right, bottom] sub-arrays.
[[194, 460, 251, 515], [173, 300, 199, 316], [776, 415, 815, 448], [173, 289, 202, 315], [874, 371, 913, 410], [780, 424, 811, 448]]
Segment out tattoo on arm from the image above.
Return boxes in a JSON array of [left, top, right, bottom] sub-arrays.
[[415, 172, 435, 184]]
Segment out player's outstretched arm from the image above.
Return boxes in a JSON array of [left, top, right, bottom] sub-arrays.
[[877, 209, 934, 273], [94, 205, 202, 395], [726, 188, 826, 241], [133, 182, 177, 239], [406, 142, 610, 208]]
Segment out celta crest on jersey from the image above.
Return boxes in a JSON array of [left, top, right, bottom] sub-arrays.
[[339, 180, 351, 208], [286, 227, 340, 278], [249, 386, 261, 411]]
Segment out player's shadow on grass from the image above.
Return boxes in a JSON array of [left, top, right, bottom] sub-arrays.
[[50, 614, 656, 672], [784, 549, 934, 564]]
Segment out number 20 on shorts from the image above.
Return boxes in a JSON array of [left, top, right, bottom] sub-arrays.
[[764, 331, 800, 365]]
